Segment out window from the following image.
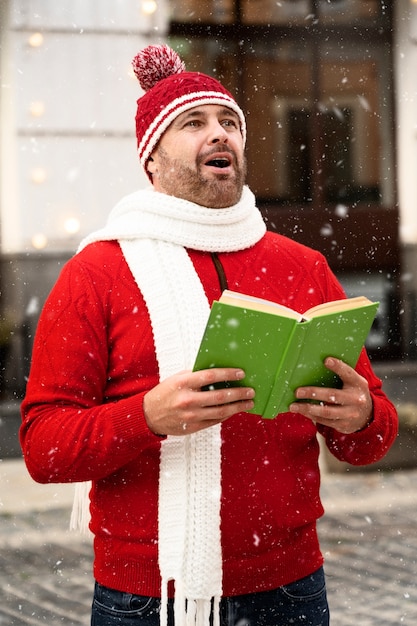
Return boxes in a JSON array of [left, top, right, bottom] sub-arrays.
[[241, 0, 381, 25], [170, 0, 382, 25], [170, 1, 394, 209]]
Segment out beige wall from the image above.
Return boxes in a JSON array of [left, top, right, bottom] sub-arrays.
[[0, 0, 168, 254]]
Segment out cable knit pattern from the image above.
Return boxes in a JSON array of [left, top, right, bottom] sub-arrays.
[[74, 186, 266, 625]]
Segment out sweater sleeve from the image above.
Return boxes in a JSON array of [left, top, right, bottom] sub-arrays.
[[302, 248, 399, 465], [317, 348, 398, 465], [308, 262, 398, 465], [20, 245, 162, 484]]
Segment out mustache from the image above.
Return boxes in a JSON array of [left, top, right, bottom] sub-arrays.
[[198, 145, 237, 165]]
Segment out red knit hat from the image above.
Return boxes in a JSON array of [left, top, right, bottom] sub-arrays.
[[132, 44, 246, 178]]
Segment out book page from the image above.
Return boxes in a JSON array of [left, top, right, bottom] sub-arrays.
[[219, 290, 302, 320], [304, 296, 374, 319]]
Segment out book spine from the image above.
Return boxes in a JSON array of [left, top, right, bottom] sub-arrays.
[[261, 323, 308, 418]]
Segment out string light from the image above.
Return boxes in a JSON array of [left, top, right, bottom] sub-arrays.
[[64, 217, 81, 235], [30, 168, 47, 184], [31, 233, 48, 249], [141, 0, 157, 16], [29, 101, 45, 117], [28, 32, 44, 47]]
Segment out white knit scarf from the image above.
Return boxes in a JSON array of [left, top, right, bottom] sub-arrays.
[[72, 185, 266, 625]]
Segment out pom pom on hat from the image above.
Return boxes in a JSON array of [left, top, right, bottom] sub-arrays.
[[132, 44, 186, 92], [132, 44, 246, 180]]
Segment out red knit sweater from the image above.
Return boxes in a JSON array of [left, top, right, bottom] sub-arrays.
[[20, 232, 398, 597]]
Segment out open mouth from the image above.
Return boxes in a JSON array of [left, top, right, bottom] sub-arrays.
[[207, 158, 229, 168], [205, 156, 232, 169]]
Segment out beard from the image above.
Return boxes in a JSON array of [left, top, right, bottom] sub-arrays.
[[154, 146, 247, 208]]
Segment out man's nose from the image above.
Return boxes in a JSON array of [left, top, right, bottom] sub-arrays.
[[208, 121, 228, 144]]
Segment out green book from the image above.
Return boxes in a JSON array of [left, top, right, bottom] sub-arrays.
[[193, 290, 379, 419]]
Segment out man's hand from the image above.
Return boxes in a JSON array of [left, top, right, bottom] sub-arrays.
[[289, 357, 373, 434], [143, 368, 255, 436]]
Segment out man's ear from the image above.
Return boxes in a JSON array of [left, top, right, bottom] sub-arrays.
[[147, 155, 156, 177]]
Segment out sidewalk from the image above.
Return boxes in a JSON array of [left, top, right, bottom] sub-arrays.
[[2, 458, 417, 625], [0, 457, 74, 514]]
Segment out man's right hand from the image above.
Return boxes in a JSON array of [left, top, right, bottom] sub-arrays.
[[143, 368, 255, 436]]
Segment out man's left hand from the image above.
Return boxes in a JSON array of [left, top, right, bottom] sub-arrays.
[[289, 357, 373, 434]]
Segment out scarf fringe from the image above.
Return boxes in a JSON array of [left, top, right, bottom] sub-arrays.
[[160, 577, 169, 626], [70, 481, 91, 533], [161, 578, 220, 626]]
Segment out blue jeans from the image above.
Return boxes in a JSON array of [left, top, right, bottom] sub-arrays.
[[91, 566, 329, 625]]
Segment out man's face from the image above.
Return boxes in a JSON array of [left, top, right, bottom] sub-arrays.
[[147, 104, 246, 208]]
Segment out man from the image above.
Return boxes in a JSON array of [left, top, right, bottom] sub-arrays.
[[20, 44, 398, 626]]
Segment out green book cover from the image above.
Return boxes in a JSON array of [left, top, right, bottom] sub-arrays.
[[193, 290, 379, 419]]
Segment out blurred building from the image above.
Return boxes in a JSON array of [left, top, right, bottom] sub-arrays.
[[0, 0, 417, 407]]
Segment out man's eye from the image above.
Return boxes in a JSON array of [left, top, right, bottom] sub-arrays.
[[223, 119, 238, 128]]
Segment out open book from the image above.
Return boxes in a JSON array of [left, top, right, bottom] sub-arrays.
[[193, 289, 379, 419]]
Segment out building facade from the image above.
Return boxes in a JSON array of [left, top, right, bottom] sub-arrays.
[[0, 0, 417, 404]]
